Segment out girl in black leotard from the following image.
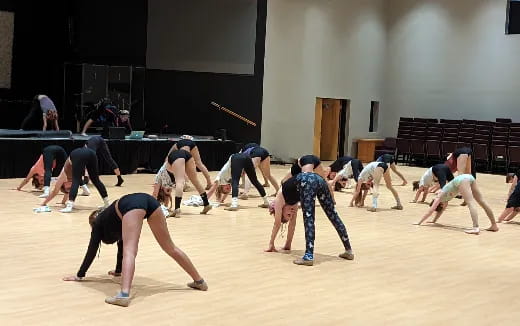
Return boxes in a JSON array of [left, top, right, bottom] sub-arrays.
[[446, 147, 476, 178], [376, 154, 408, 186], [62, 193, 208, 307], [167, 149, 212, 217], [242, 145, 280, 195], [266, 174, 354, 266], [167, 135, 212, 189], [327, 157, 364, 191], [281, 155, 328, 183], [207, 153, 270, 210], [41, 147, 108, 212]]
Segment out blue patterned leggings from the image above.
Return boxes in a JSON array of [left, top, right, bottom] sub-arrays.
[[296, 173, 352, 260]]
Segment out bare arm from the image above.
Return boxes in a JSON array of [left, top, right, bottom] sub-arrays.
[[508, 176, 518, 199], [351, 181, 362, 207], [283, 209, 298, 250], [54, 117, 60, 131], [266, 192, 285, 252], [431, 202, 448, 223], [414, 197, 442, 225], [206, 181, 219, 200], [17, 168, 37, 190], [42, 114, 47, 131], [421, 186, 429, 202], [391, 163, 407, 184], [152, 183, 161, 199]]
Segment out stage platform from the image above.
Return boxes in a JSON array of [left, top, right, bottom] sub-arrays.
[[0, 130, 237, 178]]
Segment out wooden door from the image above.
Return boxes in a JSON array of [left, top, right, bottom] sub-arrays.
[[319, 99, 341, 160]]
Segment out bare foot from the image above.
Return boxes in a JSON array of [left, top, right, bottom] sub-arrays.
[[264, 247, 278, 252], [486, 225, 499, 232], [281, 246, 291, 251], [367, 207, 377, 212], [401, 181, 408, 186]]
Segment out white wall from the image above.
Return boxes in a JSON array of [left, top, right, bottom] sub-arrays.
[[261, 0, 386, 160], [262, 0, 520, 160], [381, 0, 520, 136]]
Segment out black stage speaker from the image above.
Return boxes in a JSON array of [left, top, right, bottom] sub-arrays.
[[103, 127, 125, 139], [507, 0, 520, 34]]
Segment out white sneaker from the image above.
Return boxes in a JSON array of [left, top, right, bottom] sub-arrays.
[[60, 201, 74, 213], [38, 186, 50, 198], [81, 185, 91, 196], [33, 206, 51, 213]]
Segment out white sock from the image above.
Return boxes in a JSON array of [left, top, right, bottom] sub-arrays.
[[372, 197, 378, 209], [231, 197, 239, 207], [103, 197, 110, 206], [43, 186, 50, 194], [263, 196, 269, 205]]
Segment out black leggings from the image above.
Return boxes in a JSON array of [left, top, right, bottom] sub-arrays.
[[43, 145, 67, 187], [20, 100, 41, 130], [350, 159, 363, 182], [230, 153, 266, 198], [87, 136, 119, 171], [69, 148, 108, 201]]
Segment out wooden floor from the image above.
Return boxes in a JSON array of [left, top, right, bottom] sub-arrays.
[[1, 165, 520, 325]]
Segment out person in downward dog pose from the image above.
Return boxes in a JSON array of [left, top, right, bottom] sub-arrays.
[[16, 145, 68, 197], [282, 155, 328, 183], [86, 136, 124, 187], [446, 147, 476, 177], [152, 162, 176, 215], [498, 171, 520, 223], [376, 154, 408, 186], [166, 149, 212, 217], [40, 147, 108, 212], [414, 174, 499, 234], [411, 164, 456, 203], [351, 162, 403, 211], [20, 95, 59, 131], [327, 157, 364, 191], [240, 143, 270, 187], [241, 145, 280, 196], [167, 135, 212, 190], [207, 153, 270, 211], [266, 173, 354, 266], [62, 193, 208, 307]]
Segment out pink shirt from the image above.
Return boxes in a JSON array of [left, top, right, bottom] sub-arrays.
[[30, 155, 56, 176]]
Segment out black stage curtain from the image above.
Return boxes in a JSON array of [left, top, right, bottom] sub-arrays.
[[0, 139, 236, 178]]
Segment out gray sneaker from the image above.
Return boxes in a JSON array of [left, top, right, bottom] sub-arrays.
[[105, 294, 130, 307], [188, 280, 208, 291], [339, 250, 355, 260], [293, 258, 314, 266]]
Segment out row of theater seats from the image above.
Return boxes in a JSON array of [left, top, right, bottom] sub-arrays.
[[394, 117, 520, 172]]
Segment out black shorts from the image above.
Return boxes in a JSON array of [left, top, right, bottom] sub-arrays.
[[118, 193, 161, 219], [168, 149, 192, 164], [507, 186, 520, 208], [250, 147, 270, 161], [176, 139, 196, 150]]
